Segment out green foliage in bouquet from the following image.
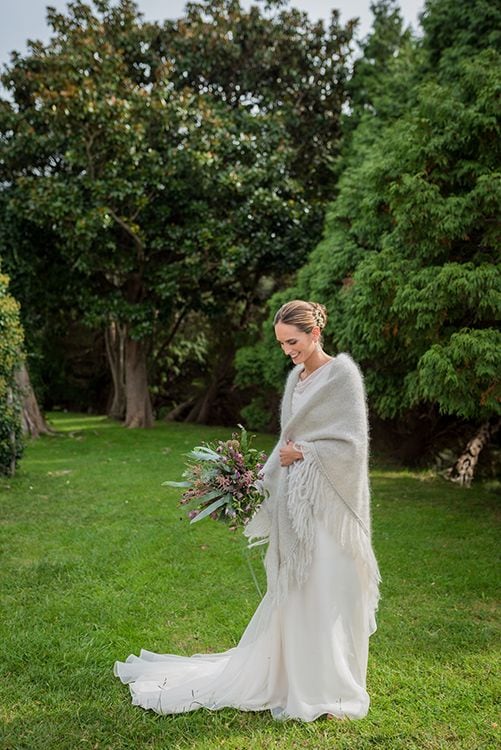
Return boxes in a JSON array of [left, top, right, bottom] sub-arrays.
[[164, 425, 268, 528]]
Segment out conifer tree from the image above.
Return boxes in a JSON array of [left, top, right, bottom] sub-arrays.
[[237, 0, 501, 469]]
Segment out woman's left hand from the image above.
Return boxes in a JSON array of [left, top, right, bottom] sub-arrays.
[[279, 440, 303, 467]]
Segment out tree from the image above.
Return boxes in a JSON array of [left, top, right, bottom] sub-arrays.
[[1, 0, 356, 426], [346, 0, 415, 131], [0, 272, 24, 476], [235, 0, 419, 425], [0, 188, 81, 422], [0, 1, 306, 426], [298, 50, 501, 426], [420, 0, 501, 72], [150, 0, 357, 421], [237, 0, 501, 470], [15, 364, 52, 438], [160, 0, 355, 201]]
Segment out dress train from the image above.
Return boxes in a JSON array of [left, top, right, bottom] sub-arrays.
[[114, 519, 375, 722]]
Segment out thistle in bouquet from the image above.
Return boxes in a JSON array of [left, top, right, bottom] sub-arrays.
[[164, 425, 268, 528]]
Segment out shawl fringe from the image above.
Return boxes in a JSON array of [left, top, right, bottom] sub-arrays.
[[245, 450, 381, 615]]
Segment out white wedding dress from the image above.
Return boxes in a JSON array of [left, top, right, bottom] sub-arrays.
[[114, 363, 378, 721]]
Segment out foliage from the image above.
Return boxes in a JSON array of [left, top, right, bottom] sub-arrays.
[[420, 0, 501, 72], [0, 413, 499, 748], [234, 283, 298, 409], [346, 0, 416, 132], [0, 190, 82, 406], [160, 0, 356, 200], [321, 49, 501, 420], [0, 272, 24, 474], [235, 1, 417, 403], [2, 0, 275, 336], [165, 425, 267, 527], [0, 0, 355, 422], [239, 1, 501, 430], [148, 0, 357, 420], [240, 396, 276, 432]]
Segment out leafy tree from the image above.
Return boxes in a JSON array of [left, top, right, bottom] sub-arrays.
[[147, 0, 357, 421], [238, 0, 501, 460], [236, 0, 419, 422], [304, 49, 500, 423], [420, 0, 501, 72], [0, 271, 24, 475], [347, 0, 415, 130], [0, 191, 79, 410], [0, 0, 318, 426], [160, 0, 355, 200]]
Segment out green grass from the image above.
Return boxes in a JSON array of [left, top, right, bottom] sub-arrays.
[[0, 413, 499, 750]]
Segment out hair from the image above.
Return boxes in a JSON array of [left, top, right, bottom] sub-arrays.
[[273, 299, 328, 334]]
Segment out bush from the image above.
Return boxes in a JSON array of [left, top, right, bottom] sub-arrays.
[[0, 272, 24, 475], [240, 397, 275, 433]]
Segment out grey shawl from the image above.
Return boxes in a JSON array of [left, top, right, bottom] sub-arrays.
[[244, 353, 380, 615]]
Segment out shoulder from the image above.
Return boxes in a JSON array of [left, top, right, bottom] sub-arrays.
[[331, 352, 363, 378], [328, 353, 366, 395], [284, 364, 303, 388]]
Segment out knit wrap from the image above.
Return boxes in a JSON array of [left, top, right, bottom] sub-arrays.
[[244, 353, 381, 619]]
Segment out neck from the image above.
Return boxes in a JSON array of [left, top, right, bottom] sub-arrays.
[[301, 348, 332, 378]]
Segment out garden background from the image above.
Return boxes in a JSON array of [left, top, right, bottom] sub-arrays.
[[0, 1, 499, 748]]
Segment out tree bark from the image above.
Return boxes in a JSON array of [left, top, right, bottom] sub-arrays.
[[184, 346, 235, 425], [105, 321, 126, 420], [164, 398, 196, 421], [446, 419, 500, 486], [15, 363, 52, 437], [124, 336, 154, 428]]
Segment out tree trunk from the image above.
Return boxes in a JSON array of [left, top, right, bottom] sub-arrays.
[[124, 336, 154, 428], [15, 363, 52, 437], [164, 398, 196, 422], [184, 347, 234, 425], [446, 419, 500, 486], [105, 321, 126, 420]]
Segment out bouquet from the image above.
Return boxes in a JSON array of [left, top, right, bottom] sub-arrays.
[[164, 425, 268, 528]]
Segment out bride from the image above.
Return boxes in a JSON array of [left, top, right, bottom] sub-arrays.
[[114, 299, 381, 722]]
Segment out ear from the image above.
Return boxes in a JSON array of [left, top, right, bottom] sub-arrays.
[[312, 325, 321, 340]]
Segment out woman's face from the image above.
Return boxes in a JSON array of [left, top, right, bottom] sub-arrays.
[[275, 322, 318, 365]]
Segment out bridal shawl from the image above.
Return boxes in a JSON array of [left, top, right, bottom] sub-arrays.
[[244, 353, 381, 623]]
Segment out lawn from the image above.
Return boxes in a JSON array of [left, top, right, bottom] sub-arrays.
[[0, 413, 499, 750]]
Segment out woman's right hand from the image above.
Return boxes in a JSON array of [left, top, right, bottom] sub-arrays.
[[279, 440, 304, 467]]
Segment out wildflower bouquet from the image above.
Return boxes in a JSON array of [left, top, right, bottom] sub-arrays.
[[164, 425, 268, 528]]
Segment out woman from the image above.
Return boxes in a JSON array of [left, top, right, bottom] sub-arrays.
[[114, 299, 381, 722]]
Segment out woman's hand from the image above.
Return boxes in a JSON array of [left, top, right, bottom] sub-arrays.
[[279, 440, 303, 467]]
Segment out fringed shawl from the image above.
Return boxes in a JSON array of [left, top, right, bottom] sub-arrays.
[[244, 353, 381, 617]]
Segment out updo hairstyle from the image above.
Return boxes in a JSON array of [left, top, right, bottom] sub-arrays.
[[273, 300, 328, 336]]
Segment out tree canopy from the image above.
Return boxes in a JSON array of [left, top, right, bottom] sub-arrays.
[[0, 0, 354, 427], [237, 0, 501, 443]]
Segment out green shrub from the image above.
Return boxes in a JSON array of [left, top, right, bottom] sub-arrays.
[[0, 272, 24, 475], [240, 397, 274, 433]]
